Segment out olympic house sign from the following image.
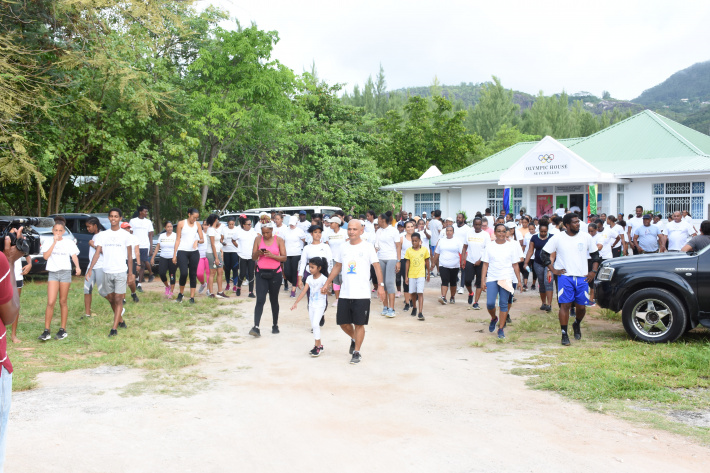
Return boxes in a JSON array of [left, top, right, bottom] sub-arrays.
[[524, 152, 570, 178]]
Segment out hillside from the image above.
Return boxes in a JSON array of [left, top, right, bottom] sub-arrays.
[[634, 60, 710, 106]]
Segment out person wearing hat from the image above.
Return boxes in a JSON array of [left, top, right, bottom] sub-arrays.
[[324, 216, 348, 307], [255, 212, 270, 235], [421, 211, 427, 221], [283, 216, 307, 297], [296, 210, 311, 233], [633, 214, 664, 254]]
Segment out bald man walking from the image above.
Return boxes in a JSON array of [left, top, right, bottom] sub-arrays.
[[322, 220, 386, 364]]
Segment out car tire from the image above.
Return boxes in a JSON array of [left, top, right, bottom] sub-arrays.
[[621, 288, 687, 343]]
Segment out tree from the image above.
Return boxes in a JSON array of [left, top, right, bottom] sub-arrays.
[[467, 76, 519, 141], [374, 64, 388, 118]]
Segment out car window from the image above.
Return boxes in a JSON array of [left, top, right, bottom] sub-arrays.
[[63, 218, 76, 233], [77, 218, 90, 234]]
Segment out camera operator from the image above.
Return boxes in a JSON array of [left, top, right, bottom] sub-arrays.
[[0, 228, 23, 471]]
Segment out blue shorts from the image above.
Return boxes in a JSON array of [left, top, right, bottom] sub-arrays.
[[557, 275, 591, 306]]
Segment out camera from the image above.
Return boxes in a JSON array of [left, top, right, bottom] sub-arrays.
[[0, 217, 45, 255]]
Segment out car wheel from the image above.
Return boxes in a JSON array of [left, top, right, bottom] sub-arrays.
[[621, 288, 687, 343]]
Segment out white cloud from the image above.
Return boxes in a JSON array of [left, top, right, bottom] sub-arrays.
[[201, 0, 710, 100]]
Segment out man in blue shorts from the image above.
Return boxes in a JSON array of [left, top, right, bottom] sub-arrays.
[[541, 213, 601, 346]]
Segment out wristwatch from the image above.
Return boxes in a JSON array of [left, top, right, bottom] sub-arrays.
[[379, 282, 385, 287]]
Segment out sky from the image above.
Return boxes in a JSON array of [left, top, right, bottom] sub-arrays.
[[199, 0, 710, 100]]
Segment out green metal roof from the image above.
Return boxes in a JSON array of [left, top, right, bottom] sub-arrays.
[[381, 110, 710, 190]]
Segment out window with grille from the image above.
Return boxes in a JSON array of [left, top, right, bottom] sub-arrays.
[[617, 184, 625, 216], [414, 192, 441, 217], [487, 188, 523, 215], [652, 182, 704, 218]]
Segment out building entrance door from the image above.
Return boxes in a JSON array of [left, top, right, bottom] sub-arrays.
[[570, 193, 585, 213], [555, 195, 568, 213]]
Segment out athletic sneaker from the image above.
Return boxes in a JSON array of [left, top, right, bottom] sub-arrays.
[[439, 296, 447, 305], [248, 292, 255, 298], [572, 321, 582, 340], [468, 293, 474, 305], [531, 284, 536, 290], [386, 308, 396, 318], [236, 287, 241, 296], [118, 321, 127, 329], [561, 332, 571, 346], [411, 306, 417, 316], [206, 290, 211, 297], [164, 287, 171, 297], [109, 329, 118, 337], [309, 346, 323, 357], [84, 313, 91, 318], [507, 315, 513, 325], [284, 283, 289, 292], [214, 293, 224, 299], [449, 297, 455, 304], [209, 294, 216, 299], [403, 303, 410, 312], [418, 312, 425, 321], [396, 291, 401, 298], [198, 283, 207, 294], [350, 352, 362, 364], [545, 305, 552, 313], [472, 303, 481, 310], [148, 275, 155, 283], [349, 339, 355, 355], [272, 325, 279, 334], [249, 326, 261, 337], [457, 287, 464, 295], [218, 291, 229, 298], [137, 284, 143, 293], [131, 293, 139, 303], [497, 328, 505, 339], [189, 297, 195, 304], [176, 293, 184, 303], [38, 329, 51, 341], [539, 304, 547, 310], [489, 316, 498, 333], [290, 289, 296, 298], [381, 307, 389, 316]]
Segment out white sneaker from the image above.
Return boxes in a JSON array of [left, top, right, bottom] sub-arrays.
[[206, 289, 211, 297], [198, 283, 207, 294], [242, 280, 247, 286], [457, 287, 464, 294], [215, 293, 225, 299], [396, 291, 401, 298]]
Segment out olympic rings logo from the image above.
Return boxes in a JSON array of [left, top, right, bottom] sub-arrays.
[[538, 154, 554, 164]]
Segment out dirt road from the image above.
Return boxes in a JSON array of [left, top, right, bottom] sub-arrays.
[[7, 282, 710, 472]]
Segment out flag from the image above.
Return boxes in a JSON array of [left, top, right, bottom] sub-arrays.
[[503, 187, 511, 215], [588, 184, 598, 216]]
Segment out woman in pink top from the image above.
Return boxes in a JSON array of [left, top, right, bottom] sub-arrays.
[[249, 223, 286, 337]]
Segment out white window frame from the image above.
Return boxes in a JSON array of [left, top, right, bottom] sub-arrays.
[[414, 192, 441, 217], [487, 188, 523, 216], [652, 182, 704, 219]]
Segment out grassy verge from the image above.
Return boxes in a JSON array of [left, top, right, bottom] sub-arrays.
[[472, 305, 710, 443], [8, 276, 243, 393]]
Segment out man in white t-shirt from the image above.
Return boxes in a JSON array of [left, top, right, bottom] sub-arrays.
[[462, 218, 488, 309], [626, 205, 645, 254], [554, 204, 566, 218], [541, 213, 601, 346], [664, 211, 696, 251], [428, 210, 443, 273], [86, 208, 134, 337], [453, 213, 471, 294], [296, 210, 311, 233], [129, 205, 155, 287], [322, 220, 385, 364]]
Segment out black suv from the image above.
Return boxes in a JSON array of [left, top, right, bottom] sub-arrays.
[[49, 213, 111, 271], [594, 249, 710, 343]]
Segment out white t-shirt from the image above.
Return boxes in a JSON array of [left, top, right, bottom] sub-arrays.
[[482, 241, 520, 282], [627, 216, 644, 238], [158, 232, 177, 259], [299, 242, 334, 275], [607, 224, 623, 248], [664, 220, 695, 251], [220, 225, 240, 253], [129, 233, 139, 259], [484, 215, 495, 229], [297, 219, 311, 233], [336, 241, 379, 299], [89, 234, 104, 270], [375, 226, 400, 260], [548, 226, 561, 236], [96, 229, 132, 274], [324, 227, 348, 259], [578, 220, 589, 234], [428, 219, 443, 247], [401, 234, 413, 256], [555, 208, 566, 217], [542, 231, 598, 277], [364, 220, 375, 236], [14, 259, 23, 282], [282, 226, 307, 256], [205, 226, 222, 254], [41, 238, 79, 272], [435, 237, 463, 268], [128, 217, 154, 249], [306, 274, 327, 307], [595, 228, 615, 259], [235, 227, 258, 260], [464, 229, 489, 264], [453, 224, 470, 245]]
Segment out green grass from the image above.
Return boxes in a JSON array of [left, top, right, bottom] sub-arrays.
[[501, 307, 710, 443], [8, 276, 243, 392]]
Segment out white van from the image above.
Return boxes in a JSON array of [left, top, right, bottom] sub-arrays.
[[243, 206, 342, 217]]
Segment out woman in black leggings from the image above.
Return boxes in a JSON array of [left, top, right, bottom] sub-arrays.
[[235, 216, 258, 297], [172, 208, 204, 303], [248, 223, 286, 337]]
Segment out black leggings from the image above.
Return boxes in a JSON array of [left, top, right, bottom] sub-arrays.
[[159, 257, 177, 285], [284, 255, 301, 287], [177, 250, 199, 288], [223, 252, 239, 284], [398, 258, 409, 293], [238, 258, 255, 293], [518, 261, 529, 285], [254, 271, 282, 327]]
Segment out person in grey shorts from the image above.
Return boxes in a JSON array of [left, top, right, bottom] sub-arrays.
[[86, 208, 135, 338], [39, 218, 81, 341], [375, 213, 401, 317], [83, 217, 107, 318]]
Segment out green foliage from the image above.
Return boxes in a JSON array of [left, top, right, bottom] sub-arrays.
[[467, 76, 519, 141]]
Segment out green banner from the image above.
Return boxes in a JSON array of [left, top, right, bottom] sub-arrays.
[[588, 184, 598, 215]]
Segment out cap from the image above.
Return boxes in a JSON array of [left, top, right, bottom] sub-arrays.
[[261, 222, 275, 229], [504, 221, 517, 229], [422, 211, 427, 215], [288, 215, 298, 226], [120, 222, 131, 229], [643, 214, 652, 219], [299, 210, 306, 215], [239, 214, 247, 219], [445, 216, 454, 222], [326, 216, 342, 226], [259, 211, 270, 218], [396, 221, 405, 227]]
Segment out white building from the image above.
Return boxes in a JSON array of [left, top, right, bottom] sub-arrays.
[[382, 110, 710, 223]]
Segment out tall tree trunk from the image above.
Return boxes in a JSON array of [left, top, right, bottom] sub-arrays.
[[36, 182, 42, 216], [153, 181, 161, 233]]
